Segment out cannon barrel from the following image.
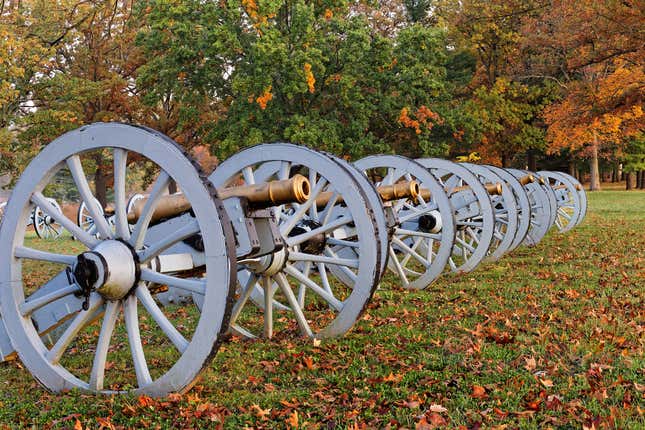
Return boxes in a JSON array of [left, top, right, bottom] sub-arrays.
[[450, 182, 502, 196], [217, 174, 310, 207], [316, 180, 419, 207], [417, 181, 502, 202], [518, 174, 535, 186], [127, 174, 310, 223]]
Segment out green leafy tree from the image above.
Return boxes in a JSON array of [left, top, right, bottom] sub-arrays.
[[136, 0, 451, 159]]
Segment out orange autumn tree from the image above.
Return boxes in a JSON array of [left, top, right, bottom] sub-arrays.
[[544, 63, 644, 190], [525, 0, 645, 190]]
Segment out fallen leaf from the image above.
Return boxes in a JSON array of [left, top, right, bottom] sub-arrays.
[[471, 385, 487, 399], [251, 404, 271, 421], [286, 410, 298, 429], [383, 372, 403, 383], [524, 357, 536, 371], [138, 395, 154, 408], [303, 356, 314, 370], [429, 404, 447, 413]]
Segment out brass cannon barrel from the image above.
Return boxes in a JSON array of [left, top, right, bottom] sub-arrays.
[[518, 174, 535, 186], [315, 180, 420, 207], [417, 182, 502, 201], [449, 182, 502, 196], [127, 174, 310, 223], [217, 174, 310, 207], [552, 182, 583, 192]]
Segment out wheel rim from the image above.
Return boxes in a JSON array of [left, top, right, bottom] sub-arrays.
[[0, 123, 235, 396], [538, 171, 581, 233], [507, 168, 551, 246], [462, 163, 518, 261], [77, 197, 115, 238], [484, 166, 532, 252], [33, 198, 63, 239], [209, 143, 381, 339], [354, 155, 456, 289], [558, 172, 587, 225], [417, 158, 495, 273]]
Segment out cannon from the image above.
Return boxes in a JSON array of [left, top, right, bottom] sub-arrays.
[[0, 122, 587, 398], [0, 123, 391, 396], [1, 195, 63, 239]]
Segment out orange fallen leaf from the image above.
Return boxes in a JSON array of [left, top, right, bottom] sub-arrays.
[[383, 372, 403, 383], [471, 385, 487, 399], [286, 410, 298, 428], [138, 395, 154, 408], [303, 356, 314, 370]]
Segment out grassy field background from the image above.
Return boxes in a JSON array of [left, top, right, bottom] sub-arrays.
[[0, 189, 643, 429]]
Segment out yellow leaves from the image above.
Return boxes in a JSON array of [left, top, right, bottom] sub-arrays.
[[242, 0, 270, 29], [256, 85, 273, 109], [456, 152, 481, 162], [303, 63, 315, 93], [324, 9, 333, 20]]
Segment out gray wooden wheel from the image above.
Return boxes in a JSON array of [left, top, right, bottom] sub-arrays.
[[484, 166, 532, 252], [535, 172, 558, 232], [539, 171, 582, 233], [0, 122, 236, 396], [354, 155, 456, 289], [557, 172, 587, 226], [33, 198, 64, 239], [462, 163, 518, 261], [417, 158, 495, 273], [508, 168, 552, 246], [0, 201, 6, 223], [209, 144, 382, 339], [331, 156, 390, 278], [126, 193, 146, 215], [77, 197, 115, 238]]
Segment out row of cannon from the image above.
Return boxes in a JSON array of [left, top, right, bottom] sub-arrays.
[[0, 123, 586, 397]]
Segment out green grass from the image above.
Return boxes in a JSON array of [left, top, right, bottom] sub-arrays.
[[0, 190, 643, 429]]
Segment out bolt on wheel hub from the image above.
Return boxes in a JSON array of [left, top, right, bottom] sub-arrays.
[[73, 240, 139, 300]]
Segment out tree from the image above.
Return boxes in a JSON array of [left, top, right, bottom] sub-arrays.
[[543, 63, 644, 190], [136, 0, 451, 159], [523, 0, 644, 190], [432, 0, 552, 165], [624, 133, 645, 190], [458, 78, 555, 166]]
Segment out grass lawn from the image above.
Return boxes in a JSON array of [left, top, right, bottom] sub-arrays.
[[0, 189, 643, 429]]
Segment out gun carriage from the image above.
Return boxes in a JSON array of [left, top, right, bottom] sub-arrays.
[[0, 122, 587, 397]]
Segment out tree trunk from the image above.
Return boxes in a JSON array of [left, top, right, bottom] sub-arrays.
[[168, 179, 178, 195], [589, 137, 601, 191], [568, 160, 576, 177], [640, 171, 645, 189], [527, 151, 537, 171], [501, 153, 510, 168], [94, 165, 107, 208], [626, 172, 636, 190], [617, 163, 623, 181]]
